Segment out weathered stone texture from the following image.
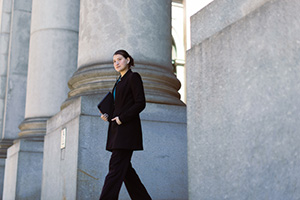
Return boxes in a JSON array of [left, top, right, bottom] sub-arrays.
[[187, 0, 300, 199], [42, 96, 187, 200]]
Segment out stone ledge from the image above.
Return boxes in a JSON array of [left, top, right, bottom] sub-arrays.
[[190, 0, 272, 47], [0, 139, 13, 158], [6, 139, 44, 158]]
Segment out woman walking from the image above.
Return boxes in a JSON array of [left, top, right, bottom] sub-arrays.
[[99, 50, 152, 200]]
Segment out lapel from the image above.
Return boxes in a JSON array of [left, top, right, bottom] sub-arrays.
[[112, 69, 132, 100]]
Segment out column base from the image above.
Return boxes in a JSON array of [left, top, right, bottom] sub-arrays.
[[0, 159, 5, 198], [2, 139, 44, 200], [61, 63, 184, 110], [42, 95, 187, 199], [0, 139, 13, 158], [18, 117, 49, 138]]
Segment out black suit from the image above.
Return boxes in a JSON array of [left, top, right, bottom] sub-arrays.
[[100, 69, 151, 200], [106, 69, 145, 151]]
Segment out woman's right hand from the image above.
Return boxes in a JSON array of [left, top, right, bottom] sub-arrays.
[[100, 112, 109, 122]]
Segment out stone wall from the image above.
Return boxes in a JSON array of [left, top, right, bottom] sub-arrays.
[[187, 0, 300, 199]]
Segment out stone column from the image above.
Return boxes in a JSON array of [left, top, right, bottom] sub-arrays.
[[62, 0, 183, 109], [1, 0, 31, 139], [19, 0, 80, 138], [0, 0, 12, 197], [0, 0, 31, 198], [0, 0, 31, 150], [42, 0, 187, 199], [2, 0, 80, 199], [0, 0, 12, 151]]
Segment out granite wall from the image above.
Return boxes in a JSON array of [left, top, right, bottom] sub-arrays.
[[187, 0, 300, 199]]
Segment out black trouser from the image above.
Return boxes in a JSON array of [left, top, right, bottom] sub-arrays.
[[99, 150, 152, 200]]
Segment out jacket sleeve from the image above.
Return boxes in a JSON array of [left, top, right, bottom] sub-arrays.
[[119, 73, 146, 123]]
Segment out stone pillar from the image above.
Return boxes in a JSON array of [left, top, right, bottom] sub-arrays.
[[0, 0, 31, 151], [19, 0, 80, 138], [3, 139, 44, 200], [2, 0, 80, 198], [0, 0, 12, 153], [187, 0, 300, 199], [0, 0, 31, 141], [42, 0, 187, 199], [0, 159, 5, 198], [62, 0, 183, 109], [0, 0, 31, 198], [0, 0, 12, 197]]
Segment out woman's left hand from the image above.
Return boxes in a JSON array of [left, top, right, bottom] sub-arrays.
[[111, 116, 122, 125]]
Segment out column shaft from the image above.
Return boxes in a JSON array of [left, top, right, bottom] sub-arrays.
[[1, 0, 31, 141], [0, 0, 12, 142], [63, 0, 183, 109], [19, 0, 80, 138]]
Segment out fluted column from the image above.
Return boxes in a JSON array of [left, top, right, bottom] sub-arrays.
[[62, 0, 183, 109], [18, 0, 80, 138]]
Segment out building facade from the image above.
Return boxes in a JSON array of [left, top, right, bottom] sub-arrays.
[[187, 0, 300, 199], [0, 0, 187, 199], [2, 0, 300, 199]]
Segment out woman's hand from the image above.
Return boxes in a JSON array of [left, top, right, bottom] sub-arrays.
[[112, 116, 122, 125], [100, 112, 109, 122]]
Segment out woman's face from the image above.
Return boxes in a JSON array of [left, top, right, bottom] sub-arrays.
[[113, 54, 129, 74]]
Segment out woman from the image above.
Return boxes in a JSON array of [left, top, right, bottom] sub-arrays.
[[99, 50, 152, 200]]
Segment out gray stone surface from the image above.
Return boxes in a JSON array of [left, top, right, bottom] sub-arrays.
[[78, 0, 172, 70], [42, 96, 187, 200], [0, 0, 12, 138], [187, 0, 300, 199], [0, 158, 5, 198], [3, 139, 44, 200], [41, 98, 81, 200], [190, 0, 271, 46], [25, 31, 79, 118], [2, 0, 80, 198], [0, 0, 31, 198], [65, 0, 183, 107], [0, 1, 31, 196], [24, 0, 79, 119]]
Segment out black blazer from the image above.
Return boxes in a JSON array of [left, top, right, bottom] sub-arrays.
[[106, 69, 146, 151]]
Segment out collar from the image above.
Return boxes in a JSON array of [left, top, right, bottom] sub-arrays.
[[120, 69, 132, 81]]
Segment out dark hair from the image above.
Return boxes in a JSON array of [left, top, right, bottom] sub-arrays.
[[113, 49, 135, 68]]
